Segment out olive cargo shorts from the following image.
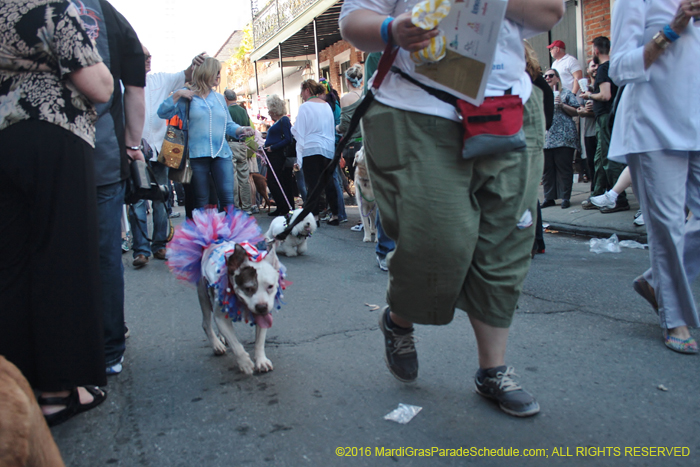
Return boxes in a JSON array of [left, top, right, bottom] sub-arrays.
[[362, 88, 545, 327]]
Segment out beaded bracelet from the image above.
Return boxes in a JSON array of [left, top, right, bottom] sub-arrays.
[[380, 16, 394, 44], [663, 24, 680, 42]]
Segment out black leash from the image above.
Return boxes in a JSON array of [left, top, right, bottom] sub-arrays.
[[274, 32, 399, 241]]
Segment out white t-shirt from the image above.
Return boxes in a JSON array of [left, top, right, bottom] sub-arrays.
[[143, 70, 186, 160], [552, 54, 582, 92], [339, 0, 547, 121], [291, 101, 336, 167]]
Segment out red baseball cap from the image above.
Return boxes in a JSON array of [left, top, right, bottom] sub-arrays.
[[547, 40, 566, 49]]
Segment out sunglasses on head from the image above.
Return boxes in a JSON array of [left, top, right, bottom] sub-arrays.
[[544, 73, 556, 79]]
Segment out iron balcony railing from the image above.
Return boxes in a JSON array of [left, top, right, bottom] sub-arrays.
[[251, 0, 318, 48]]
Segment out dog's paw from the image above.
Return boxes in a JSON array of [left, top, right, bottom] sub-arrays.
[[212, 341, 227, 356], [236, 354, 255, 375], [362, 236, 373, 243], [255, 357, 274, 373]]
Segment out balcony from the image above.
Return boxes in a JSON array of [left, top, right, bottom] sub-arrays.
[[250, 0, 343, 62]]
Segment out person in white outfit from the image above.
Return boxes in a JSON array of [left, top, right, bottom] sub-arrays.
[[608, 0, 700, 354], [129, 48, 204, 268], [549, 40, 583, 94]]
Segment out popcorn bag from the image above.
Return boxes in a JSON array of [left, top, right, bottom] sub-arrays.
[[410, 0, 451, 65]]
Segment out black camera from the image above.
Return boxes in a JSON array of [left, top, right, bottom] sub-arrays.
[[124, 160, 170, 205]]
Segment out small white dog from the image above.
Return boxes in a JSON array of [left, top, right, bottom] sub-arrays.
[[197, 243, 281, 374], [353, 148, 377, 242], [266, 208, 317, 256]]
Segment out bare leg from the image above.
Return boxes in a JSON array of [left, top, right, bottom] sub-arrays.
[[469, 316, 509, 369], [611, 166, 632, 195], [389, 311, 412, 329]]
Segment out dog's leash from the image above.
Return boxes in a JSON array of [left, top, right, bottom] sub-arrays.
[[259, 149, 294, 212], [274, 26, 399, 241]]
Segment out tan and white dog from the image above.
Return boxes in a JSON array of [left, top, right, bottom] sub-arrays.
[[0, 356, 65, 467], [197, 243, 281, 374], [266, 208, 317, 257], [353, 148, 377, 242]]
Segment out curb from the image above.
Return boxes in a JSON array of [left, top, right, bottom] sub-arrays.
[[546, 222, 648, 244]]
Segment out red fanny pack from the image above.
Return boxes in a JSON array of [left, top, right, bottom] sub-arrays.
[[456, 95, 526, 160], [390, 66, 526, 159]]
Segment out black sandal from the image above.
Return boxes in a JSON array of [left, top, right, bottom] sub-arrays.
[[38, 386, 107, 427]]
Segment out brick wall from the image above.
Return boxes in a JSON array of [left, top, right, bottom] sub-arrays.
[[318, 40, 363, 93], [582, 0, 611, 58]]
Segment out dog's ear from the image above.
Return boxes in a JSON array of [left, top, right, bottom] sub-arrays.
[[227, 244, 249, 274], [263, 246, 280, 270]]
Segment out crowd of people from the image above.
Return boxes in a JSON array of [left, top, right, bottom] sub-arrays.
[[0, 0, 698, 439]]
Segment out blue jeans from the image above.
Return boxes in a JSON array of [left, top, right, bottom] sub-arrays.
[[375, 210, 395, 259], [334, 166, 347, 221], [129, 160, 169, 257], [190, 156, 234, 210], [97, 181, 126, 366]]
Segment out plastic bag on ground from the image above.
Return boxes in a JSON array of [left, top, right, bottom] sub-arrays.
[[384, 403, 422, 424], [589, 234, 621, 254], [619, 240, 647, 249]]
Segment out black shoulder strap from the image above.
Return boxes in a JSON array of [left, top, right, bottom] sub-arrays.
[[389, 66, 459, 107]]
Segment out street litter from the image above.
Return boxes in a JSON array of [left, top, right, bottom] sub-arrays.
[[657, 384, 668, 392], [619, 240, 647, 249], [569, 209, 580, 213], [364, 303, 381, 311], [589, 234, 621, 254], [384, 403, 422, 424]]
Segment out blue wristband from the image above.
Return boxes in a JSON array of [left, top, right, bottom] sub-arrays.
[[663, 24, 680, 42], [380, 16, 394, 44]]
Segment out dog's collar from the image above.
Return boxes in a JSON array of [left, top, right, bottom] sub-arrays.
[[282, 214, 313, 239], [357, 184, 376, 204]]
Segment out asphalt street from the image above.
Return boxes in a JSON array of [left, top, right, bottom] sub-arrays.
[[51, 205, 700, 467]]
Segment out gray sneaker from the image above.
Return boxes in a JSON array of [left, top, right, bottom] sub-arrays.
[[378, 307, 418, 382], [475, 366, 540, 417], [376, 255, 388, 271]]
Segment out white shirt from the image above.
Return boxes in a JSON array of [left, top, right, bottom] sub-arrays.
[[552, 54, 582, 92], [291, 101, 336, 168], [339, 0, 550, 121], [143, 70, 186, 160], [608, 0, 700, 162]]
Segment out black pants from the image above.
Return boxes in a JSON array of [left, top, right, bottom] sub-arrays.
[[302, 155, 338, 216], [584, 135, 598, 192], [0, 120, 106, 390], [266, 151, 296, 214], [543, 147, 575, 202]]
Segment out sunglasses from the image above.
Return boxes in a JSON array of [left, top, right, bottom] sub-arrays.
[[145, 54, 152, 60], [544, 74, 556, 79]]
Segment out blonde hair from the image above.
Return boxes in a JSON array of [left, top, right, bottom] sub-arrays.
[[266, 94, 286, 117], [300, 79, 325, 97], [523, 40, 541, 82], [345, 64, 363, 88], [188, 57, 221, 94]]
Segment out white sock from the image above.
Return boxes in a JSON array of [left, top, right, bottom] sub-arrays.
[[607, 190, 619, 202]]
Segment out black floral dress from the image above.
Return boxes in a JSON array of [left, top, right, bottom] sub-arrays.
[[544, 88, 581, 151], [0, 0, 103, 145]]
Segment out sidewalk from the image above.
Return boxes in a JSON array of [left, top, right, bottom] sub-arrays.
[[539, 181, 647, 243]]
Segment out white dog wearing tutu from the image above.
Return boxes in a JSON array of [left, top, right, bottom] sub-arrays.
[[167, 209, 289, 374]]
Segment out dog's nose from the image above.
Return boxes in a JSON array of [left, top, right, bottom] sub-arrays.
[[255, 304, 269, 315]]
